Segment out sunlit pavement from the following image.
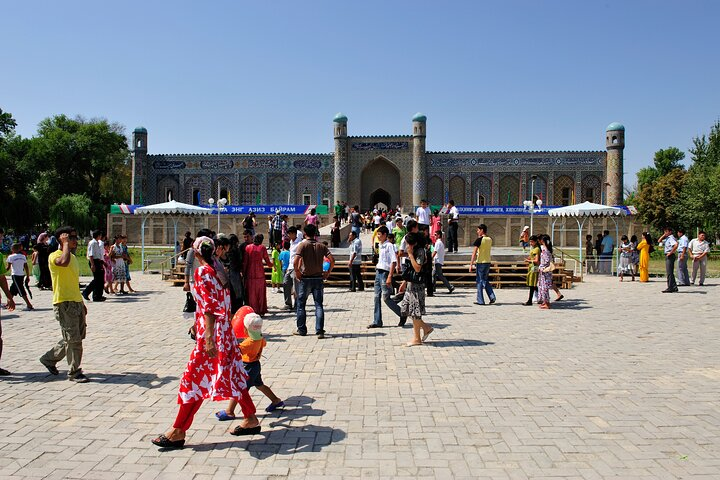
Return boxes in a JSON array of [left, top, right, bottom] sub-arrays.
[[1, 273, 718, 479]]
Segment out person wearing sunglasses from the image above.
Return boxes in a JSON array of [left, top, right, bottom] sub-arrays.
[[39, 226, 90, 383]]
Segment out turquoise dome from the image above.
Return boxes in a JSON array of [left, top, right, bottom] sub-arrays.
[[606, 122, 625, 132], [134, 126, 147, 134], [333, 113, 348, 123], [412, 112, 427, 122]]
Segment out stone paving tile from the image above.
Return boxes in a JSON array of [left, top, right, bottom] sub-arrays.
[[0, 273, 718, 479]]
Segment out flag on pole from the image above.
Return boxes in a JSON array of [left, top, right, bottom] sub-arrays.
[[255, 193, 261, 205], [228, 191, 231, 204]]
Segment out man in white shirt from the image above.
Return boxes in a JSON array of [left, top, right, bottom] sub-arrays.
[[658, 226, 678, 293], [676, 228, 690, 286], [348, 231, 364, 292], [82, 230, 106, 302], [446, 200, 460, 253], [689, 231, 710, 286], [415, 199, 431, 233], [283, 226, 304, 309], [433, 231, 454, 293], [368, 226, 404, 328]]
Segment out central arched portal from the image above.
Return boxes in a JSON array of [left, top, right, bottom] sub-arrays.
[[361, 157, 401, 211], [369, 188, 391, 211]]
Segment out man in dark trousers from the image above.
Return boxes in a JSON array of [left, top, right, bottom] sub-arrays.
[[658, 226, 679, 293], [293, 224, 334, 339], [40, 226, 90, 382], [82, 230, 106, 302]]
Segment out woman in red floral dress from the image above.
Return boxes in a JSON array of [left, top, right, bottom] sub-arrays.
[[243, 234, 273, 316], [152, 237, 260, 449]]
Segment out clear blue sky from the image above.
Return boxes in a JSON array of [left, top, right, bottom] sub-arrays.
[[3, 0, 719, 190]]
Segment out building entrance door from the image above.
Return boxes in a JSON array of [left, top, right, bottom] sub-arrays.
[[369, 188, 391, 211], [361, 157, 400, 211]]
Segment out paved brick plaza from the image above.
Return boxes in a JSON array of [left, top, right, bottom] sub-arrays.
[[1, 274, 718, 479]]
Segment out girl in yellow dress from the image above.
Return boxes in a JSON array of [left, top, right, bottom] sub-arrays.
[[636, 232, 653, 282]]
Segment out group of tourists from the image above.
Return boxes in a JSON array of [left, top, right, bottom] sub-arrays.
[[583, 226, 711, 291], [82, 231, 135, 302], [522, 233, 565, 309], [656, 227, 710, 292], [0, 209, 715, 449], [0, 226, 92, 381]]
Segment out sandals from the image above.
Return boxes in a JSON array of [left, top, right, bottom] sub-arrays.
[[421, 328, 434, 342], [265, 401, 285, 412], [215, 410, 236, 421], [151, 434, 185, 449], [230, 425, 261, 436]]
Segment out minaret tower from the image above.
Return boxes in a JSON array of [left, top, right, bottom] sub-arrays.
[[412, 112, 427, 208], [605, 122, 625, 205], [131, 126, 148, 204], [333, 113, 348, 206]]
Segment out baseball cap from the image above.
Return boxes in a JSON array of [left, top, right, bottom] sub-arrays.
[[243, 313, 263, 340]]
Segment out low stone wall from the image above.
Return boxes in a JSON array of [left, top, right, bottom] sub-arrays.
[[455, 216, 649, 248], [107, 214, 323, 245], [109, 213, 648, 247]]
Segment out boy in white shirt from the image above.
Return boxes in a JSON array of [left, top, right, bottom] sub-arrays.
[[688, 231, 710, 286], [415, 200, 431, 232], [7, 243, 34, 310], [432, 231, 455, 293]]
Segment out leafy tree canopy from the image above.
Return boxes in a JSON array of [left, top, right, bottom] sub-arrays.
[[0, 109, 131, 232]]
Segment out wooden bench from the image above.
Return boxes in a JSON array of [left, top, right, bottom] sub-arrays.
[[165, 255, 575, 290]]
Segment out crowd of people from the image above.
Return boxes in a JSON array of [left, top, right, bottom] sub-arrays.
[[0, 210, 715, 447], [582, 227, 711, 290]]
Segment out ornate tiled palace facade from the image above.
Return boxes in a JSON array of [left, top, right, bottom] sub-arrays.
[[130, 114, 625, 210]]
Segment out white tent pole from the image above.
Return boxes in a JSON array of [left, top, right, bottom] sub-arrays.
[[141, 215, 147, 275], [613, 216, 620, 276]]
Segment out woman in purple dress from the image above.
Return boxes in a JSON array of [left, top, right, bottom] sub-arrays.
[[536, 234, 555, 310]]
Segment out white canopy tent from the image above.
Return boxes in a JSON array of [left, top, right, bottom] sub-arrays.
[[548, 201, 627, 277], [133, 201, 212, 273]]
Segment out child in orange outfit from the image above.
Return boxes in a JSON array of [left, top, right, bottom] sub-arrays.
[[216, 313, 284, 421]]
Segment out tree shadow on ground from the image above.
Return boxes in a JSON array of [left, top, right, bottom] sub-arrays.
[[87, 371, 178, 388], [546, 299, 591, 310], [0, 371, 176, 387], [104, 296, 151, 303], [427, 339, 494, 347], [425, 310, 464, 316], [187, 395, 343, 458], [186, 424, 347, 458], [330, 331, 386, 338]]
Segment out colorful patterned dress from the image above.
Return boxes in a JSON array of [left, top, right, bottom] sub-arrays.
[[271, 248, 283, 284], [112, 244, 126, 282], [537, 247, 553, 305], [526, 246, 540, 287], [617, 241, 633, 275], [637, 239, 650, 282], [243, 243, 271, 316], [178, 264, 248, 404]]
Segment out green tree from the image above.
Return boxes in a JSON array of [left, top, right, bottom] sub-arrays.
[[678, 121, 720, 238], [26, 115, 131, 228], [49, 194, 97, 233], [0, 108, 41, 230], [0, 108, 17, 138], [636, 147, 686, 191], [635, 168, 688, 231], [654, 147, 686, 175]]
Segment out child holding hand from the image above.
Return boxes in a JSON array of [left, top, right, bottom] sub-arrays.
[[216, 313, 285, 423]]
